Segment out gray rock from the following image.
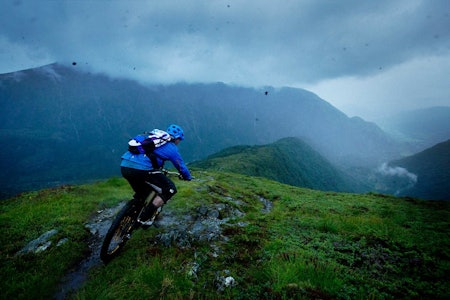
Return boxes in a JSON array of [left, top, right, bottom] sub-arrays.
[[16, 229, 59, 255]]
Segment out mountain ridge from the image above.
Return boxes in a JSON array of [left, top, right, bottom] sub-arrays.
[[191, 136, 450, 200], [190, 136, 368, 193], [389, 139, 450, 200], [0, 63, 407, 198]]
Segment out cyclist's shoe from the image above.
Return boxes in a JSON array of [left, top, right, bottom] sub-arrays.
[[138, 212, 155, 226], [138, 219, 154, 227], [138, 207, 162, 227]]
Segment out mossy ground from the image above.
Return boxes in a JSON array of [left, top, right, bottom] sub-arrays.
[[1, 170, 449, 299]]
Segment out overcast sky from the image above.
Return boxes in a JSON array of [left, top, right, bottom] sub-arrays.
[[1, 0, 449, 121]]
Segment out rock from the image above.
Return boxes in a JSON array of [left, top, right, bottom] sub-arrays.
[[16, 229, 59, 255], [214, 270, 237, 291], [154, 203, 246, 248], [35, 241, 52, 253], [57, 238, 69, 247], [84, 202, 125, 235], [225, 276, 236, 287], [258, 196, 273, 213]]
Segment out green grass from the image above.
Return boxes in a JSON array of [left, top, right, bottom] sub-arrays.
[[1, 169, 449, 299], [0, 177, 132, 300]]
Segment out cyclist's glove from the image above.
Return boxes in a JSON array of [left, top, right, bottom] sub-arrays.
[[179, 174, 191, 180]]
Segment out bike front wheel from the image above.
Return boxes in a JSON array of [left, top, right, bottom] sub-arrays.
[[100, 199, 142, 264]]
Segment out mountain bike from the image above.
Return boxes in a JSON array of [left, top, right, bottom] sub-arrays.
[[100, 169, 180, 264]]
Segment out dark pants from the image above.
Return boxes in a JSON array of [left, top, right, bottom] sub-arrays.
[[121, 167, 177, 202]]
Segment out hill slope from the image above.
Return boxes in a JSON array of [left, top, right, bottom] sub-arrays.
[[190, 137, 367, 193], [389, 139, 450, 200], [1, 171, 449, 299]]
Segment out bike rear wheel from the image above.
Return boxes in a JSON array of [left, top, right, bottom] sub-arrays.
[[100, 199, 142, 264]]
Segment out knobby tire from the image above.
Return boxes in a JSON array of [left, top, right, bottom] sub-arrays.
[[100, 199, 142, 264]]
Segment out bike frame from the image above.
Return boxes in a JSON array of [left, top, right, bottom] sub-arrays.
[[100, 169, 180, 263]]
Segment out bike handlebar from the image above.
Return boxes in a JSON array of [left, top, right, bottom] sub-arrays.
[[161, 168, 194, 180], [160, 168, 180, 176]]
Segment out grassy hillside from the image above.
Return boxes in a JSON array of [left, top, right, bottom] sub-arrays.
[[1, 169, 449, 299], [190, 137, 367, 193]]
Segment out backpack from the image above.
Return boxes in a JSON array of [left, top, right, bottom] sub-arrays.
[[128, 129, 171, 155]]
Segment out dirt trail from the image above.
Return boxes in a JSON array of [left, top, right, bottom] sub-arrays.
[[54, 202, 125, 299]]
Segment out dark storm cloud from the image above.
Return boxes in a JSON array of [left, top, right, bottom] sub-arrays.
[[2, 0, 449, 82], [1, 0, 449, 119]]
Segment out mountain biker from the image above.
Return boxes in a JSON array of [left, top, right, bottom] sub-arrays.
[[120, 124, 192, 226]]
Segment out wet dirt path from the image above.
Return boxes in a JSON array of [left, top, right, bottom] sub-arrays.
[[53, 202, 125, 299]]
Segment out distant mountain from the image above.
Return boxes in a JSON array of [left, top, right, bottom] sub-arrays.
[[0, 63, 405, 198], [376, 107, 450, 153], [386, 139, 450, 201], [371, 140, 450, 200], [191, 137, 368, 193]]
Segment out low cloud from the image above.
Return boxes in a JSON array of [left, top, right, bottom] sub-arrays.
[[376, 163, 418, 195]]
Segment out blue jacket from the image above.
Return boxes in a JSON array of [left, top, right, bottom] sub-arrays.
[[120, 141, 192, 180]]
